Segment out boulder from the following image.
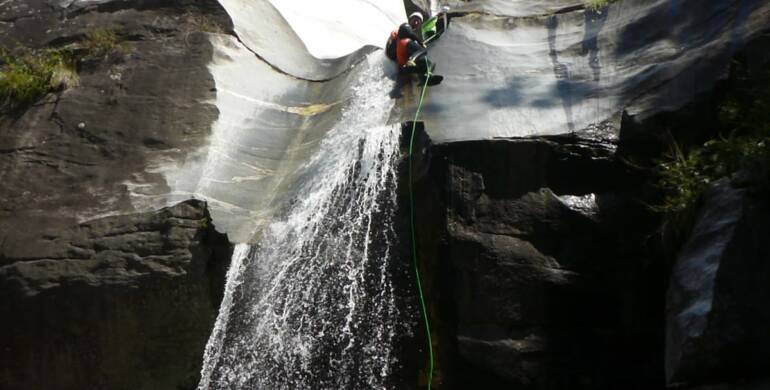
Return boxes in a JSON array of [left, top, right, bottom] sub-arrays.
[[666, 178, 770, 387]]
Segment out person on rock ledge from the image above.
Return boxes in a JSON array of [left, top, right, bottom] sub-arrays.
[[386, 12, 436, 85]]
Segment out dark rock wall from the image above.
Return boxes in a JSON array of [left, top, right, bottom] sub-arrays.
[[411, 133, 664, 389], [0, 199, 232, 390], [0, 0, 230, 224], [0, 1, 234, 389]]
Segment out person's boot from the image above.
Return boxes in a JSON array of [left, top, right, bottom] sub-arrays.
[[417, 72, 443, 87]]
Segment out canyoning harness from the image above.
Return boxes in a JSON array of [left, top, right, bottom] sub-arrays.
[[387, 23, 424, 62], [388, 34, 421, 67], [408, 57, 435, 390]]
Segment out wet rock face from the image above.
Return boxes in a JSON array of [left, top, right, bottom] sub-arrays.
[[666, 179, 770, 387], [414, 136, 664, 389], [0, 0, 230, 224], [0, 199, 232, 390]]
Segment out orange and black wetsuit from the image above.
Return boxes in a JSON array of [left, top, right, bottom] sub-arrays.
[[386, 23, 433, 80], [386, 23, 423, 66]]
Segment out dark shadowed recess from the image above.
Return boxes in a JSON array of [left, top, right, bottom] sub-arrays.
[[411, 130, 663, 389]]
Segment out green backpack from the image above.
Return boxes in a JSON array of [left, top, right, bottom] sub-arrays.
[[421, 12, 449, 45]]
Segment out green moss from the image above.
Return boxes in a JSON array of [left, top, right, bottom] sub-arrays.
[[0, 47, 76, 111]]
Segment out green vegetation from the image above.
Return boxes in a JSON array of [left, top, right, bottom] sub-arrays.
[[652, 59, 770, 214], [1, 28, 129, 111], [653, 133, 768, 213], [185, 13, 226, 34], [82, 28, 130, 58], [0, 47, 75, 111], [585, 0, 612, 11]]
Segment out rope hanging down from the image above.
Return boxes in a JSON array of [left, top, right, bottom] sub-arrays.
[[408, 57, 434, 390]]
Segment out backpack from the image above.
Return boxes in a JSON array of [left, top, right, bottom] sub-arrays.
[[385, 30, 398, 61]]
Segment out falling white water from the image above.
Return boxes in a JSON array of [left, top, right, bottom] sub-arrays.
[[198, 53, 409, 390]]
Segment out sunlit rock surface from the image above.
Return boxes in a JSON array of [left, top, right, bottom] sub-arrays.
[[7, 0, 768, 242], [441, 0, 582, 16], [187, 0, 769, 241], [215, 0, 403, 80], [268, 0, 405, 59], [157, 34, 364, 242], [0, 0, 407, 244], [413, 0, 770, 142], [143, 0, 405, 242]]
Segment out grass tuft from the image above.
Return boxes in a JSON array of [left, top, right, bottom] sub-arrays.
[[0, 47, 76, 112], [652, 59, 770, 214], [82, 28, 130, 58], [185, 13, 226, 34], [0, 27, 131, 111], [652, 133, 769, 213], [585, 0, 612, 11]]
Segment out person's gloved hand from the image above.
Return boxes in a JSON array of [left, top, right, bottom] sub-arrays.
[[406, 59, 416, 67]]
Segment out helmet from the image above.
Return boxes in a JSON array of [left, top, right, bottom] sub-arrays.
[[409, 12, 423, 22]]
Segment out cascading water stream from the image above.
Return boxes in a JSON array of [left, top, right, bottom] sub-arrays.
[[199, 53, 411, 390]]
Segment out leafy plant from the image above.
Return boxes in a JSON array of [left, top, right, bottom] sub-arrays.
[[652, 59, 770, 213], [0, 47, 76, 111], [653, 132, 769, 213], [0, 27, 132, 111]]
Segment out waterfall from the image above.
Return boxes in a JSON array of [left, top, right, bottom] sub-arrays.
[[199, 53, 410, 390]]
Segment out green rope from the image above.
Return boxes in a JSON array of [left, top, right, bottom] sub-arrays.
[[408, 57, 434, 390]]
